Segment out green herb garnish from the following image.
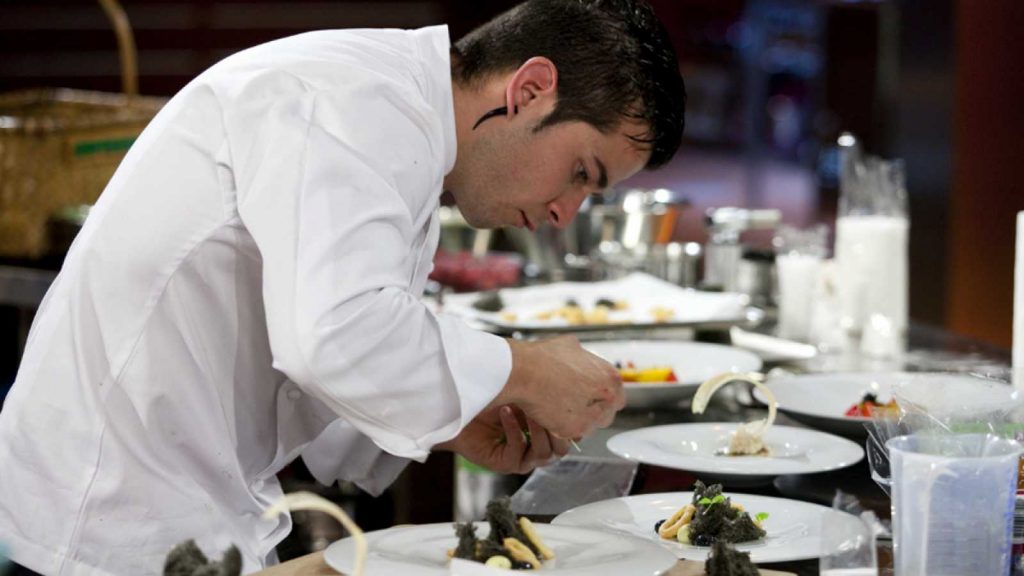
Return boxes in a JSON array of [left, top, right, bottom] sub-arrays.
[[755, 512, 769, 523], [698, 494, 726, 509]]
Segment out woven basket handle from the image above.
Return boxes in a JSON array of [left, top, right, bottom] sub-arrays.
[[97, 0, 138, 97]]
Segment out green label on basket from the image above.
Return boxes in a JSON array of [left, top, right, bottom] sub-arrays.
[[73, 137, 136, 157]]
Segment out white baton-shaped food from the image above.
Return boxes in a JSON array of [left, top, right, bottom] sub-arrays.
[[263, 491, 367, 576], [692, 372, 777, 456]]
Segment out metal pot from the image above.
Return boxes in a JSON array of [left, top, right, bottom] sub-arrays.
[[568, 188, 685, 256]]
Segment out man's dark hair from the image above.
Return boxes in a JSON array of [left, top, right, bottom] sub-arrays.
[[452, 0, 686, 169]]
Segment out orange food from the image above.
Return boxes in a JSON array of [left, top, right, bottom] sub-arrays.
[[845, 393, 898, 417], [617, 361, 678, 383]]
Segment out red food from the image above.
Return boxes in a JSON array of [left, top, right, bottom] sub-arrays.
[[845, 395, 898, 418]]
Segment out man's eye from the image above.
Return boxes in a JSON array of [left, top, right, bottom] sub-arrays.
[[575, 164, 589, 184]]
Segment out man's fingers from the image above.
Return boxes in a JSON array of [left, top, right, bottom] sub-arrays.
[[612, 382, 627, 411], [593, 400, 616, 429], [549, 433, 570, 458], [525, 416, 553, 462], [499, 406, 527, 453]]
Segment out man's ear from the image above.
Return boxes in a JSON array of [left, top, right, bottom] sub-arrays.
[[504, 57, 558, 116]]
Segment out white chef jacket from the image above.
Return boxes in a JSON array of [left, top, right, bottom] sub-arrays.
[[0, 25, 512, 575]]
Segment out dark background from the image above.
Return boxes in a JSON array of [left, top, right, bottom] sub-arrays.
[[4, 0, 1021, 348]]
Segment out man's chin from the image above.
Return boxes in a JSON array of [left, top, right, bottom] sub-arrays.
[[457, 211, 499, 230]]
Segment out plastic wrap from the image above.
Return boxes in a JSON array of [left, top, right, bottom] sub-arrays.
[[509, 457, 638, 517], [865, 372, 1024, 575]]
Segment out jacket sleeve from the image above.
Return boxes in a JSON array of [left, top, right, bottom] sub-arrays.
[[231, 81, 511, 461]]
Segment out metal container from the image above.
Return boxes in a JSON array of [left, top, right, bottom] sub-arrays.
[[736, 249, 777, 308], [644, 241, 703, 288], [502, 188, 689, 283], [702, 207, 781, 292], [574, 188, 684, 255]]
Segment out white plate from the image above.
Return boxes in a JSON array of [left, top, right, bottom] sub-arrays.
[[753, 372, 1020, 438], [552, 491, 864, 563], [442, 272, 750, 334], [323, 522, 677, 575], [583, 340, 762, 409], [606, 423, 864, 484]]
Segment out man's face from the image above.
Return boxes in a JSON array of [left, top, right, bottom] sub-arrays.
[[449, 115, 650, 231]]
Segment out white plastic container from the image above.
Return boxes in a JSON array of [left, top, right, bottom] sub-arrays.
[[776, 252, 823, 342], [888, 433, 1022, 576], [834, 214, 909, 334]]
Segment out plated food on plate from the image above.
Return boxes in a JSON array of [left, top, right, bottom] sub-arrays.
[[655, 481, 768, 547], [552, 486, 865, 563], [692, 372, 777, 457], [472, 292, 680, 327], [750, 372, 1011, 438], [530, 297, 632, 326], [450, 497, 554, 570], [844, 392, 899, 418], [615, 361, 679, 383], [444, 273, 752, 335], [606, 421, 864, 482], [583, 341, 763, 410], [324, 516, 679, 575]]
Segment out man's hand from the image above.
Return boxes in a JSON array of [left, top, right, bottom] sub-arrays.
[[495, 335, 625, 441], [435, 405, 570, 475]]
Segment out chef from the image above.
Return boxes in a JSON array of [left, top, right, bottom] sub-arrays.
[[0, 0, 686, 574]]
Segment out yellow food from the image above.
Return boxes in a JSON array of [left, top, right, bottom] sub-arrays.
[[519, 517, 555, 560], [558, 306, 585, 325], [626, 367, 675, 382], [657, 503, 695, 539], [526, 299, 632, 325], [503, 537, 541, 569], [650, 306, 675, 322], [485, 555, 513, 569], [583, 307, 609, 324]]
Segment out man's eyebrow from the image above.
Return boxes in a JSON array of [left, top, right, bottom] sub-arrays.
[[594, 156, 608, 189]]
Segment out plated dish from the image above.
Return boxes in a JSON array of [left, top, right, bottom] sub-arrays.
[[606, 423, 864, 485], [690, 372, 777, 457], [654, 481, 767, 548], [750, 372, 900, 438], [323, 521, 678, 575], [449, 497, 553, 570], [582, 341, 762, 409], [752, 372, 1019, 438], [441, 273, 751, 335], [552, 489, 864, 563]]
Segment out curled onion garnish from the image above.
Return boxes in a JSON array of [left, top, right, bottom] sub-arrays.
[[263, 491, 366, 576], [692, 372, 777, 456]]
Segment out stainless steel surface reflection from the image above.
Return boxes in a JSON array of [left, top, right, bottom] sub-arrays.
[[505, 188, 695, 284]]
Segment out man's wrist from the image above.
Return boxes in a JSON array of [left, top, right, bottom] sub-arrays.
[[433, 436, 459, 452], [490, 338, 533, 410]]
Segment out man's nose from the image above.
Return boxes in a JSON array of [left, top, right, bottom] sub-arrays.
[[546, 192, 586, 230]]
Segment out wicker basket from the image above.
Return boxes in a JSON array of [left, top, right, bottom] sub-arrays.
[[0, 0, 165, 258], [0, 89, 164, 257]]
